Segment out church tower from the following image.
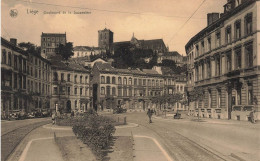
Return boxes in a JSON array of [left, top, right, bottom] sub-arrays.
[[98, 28, 113, 51]]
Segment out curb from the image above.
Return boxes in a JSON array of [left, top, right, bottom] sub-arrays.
[[115, 123, 139, 129]]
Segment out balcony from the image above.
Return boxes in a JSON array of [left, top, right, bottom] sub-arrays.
[[225, 70, 240, 77]]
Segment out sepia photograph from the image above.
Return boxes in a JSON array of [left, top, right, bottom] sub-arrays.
[[1, 0, 260, 161]]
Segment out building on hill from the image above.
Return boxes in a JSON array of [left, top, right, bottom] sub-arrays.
[[157, 51, 185, 66], [72, 46, 105, 59], [185, 0, 260, 121], [98, 28, 114, 51], [41, 32, 66, 59], [112, 34, 168, 55]]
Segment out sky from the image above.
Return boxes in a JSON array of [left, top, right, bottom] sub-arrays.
[[1, 0, 227, 55]]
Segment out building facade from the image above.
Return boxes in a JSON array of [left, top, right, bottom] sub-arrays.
[[27, 51, 52, 111], [41, 33, 66, 59], [49, 57, 92, 112], [185, 0, 260, 121], [1, 38, 28, 116], [92, 62, 186, 111], [72, 46, 105, 59]]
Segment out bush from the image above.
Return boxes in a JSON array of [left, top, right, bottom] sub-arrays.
[[72, 114, 116, 159], [57, 109, 116, 159]]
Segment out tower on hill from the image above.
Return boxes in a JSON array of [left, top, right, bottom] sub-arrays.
[[98, 28, 113, 51]]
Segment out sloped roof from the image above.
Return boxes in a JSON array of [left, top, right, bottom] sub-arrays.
[[163, 51, 181, 57], [49, 55, 89, 72], [142, 69, 160, 75], [140, 39, 166, 48]]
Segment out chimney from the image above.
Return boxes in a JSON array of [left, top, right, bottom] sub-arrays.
[[207, 13, 220, 26], [10, 38, 17, 46]]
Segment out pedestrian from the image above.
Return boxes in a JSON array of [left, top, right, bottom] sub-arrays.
[[52, 111, 57, 125], [250, 109, 256, 124], [147, 108, 153, 123]]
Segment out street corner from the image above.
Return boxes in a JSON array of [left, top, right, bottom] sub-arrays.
[[133, 135, 173, 161]]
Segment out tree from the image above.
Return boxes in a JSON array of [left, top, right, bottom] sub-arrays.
[[18, 42, 41, 56], [168, 93, 183, 106], [55, 42, 74, 61]]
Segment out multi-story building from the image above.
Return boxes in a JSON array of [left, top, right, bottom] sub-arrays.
[[92, 62, 186, 111], [41, 32, 66, 59], [153, 66, 187, 111], [157, 51, 185, 66], [185, 0, 260, 121], [98, 28, 114, 51], [27, 51, 52, 110], [49, 56, 91, 112], [113, 34, 168, 55], [1, 38, 28, 116], [72, 46, 105, 59]]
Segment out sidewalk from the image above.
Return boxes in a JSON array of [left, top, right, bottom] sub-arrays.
[[114, 124, 173, 161], [154, 114, 260, 127]]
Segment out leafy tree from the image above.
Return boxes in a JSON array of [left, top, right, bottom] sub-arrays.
[[188, 87, 204, 103], [112, 44, 157, 69], [168, 93, 183, 105], [55, 42, 74, 61], [18, 42, 41, 56]]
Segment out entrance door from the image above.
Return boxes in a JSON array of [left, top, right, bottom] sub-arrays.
[[66, 100, 71, 113]]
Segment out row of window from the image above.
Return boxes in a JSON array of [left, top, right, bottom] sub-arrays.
[[195, 42, 253, 81], [42, 42, 60, 48], [2, 49, 27, 72], [42, 37, 65, 42], [53, 72, 89, 84], [100, 76, 163, 87], [53, 86, 90, 96], [197, 85, 254, 109], [100, 86, 162, 97], [28, 56, 50, 70], [42, 48, 56, 53], [1, 72, 26, 90], [28, 67, 50, 81], [195, 12, 253, 58], [27, 80, 50, 95]]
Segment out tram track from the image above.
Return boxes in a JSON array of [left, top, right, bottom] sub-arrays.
[[133, 119, 231, 161], [1, 120, 51, 161]]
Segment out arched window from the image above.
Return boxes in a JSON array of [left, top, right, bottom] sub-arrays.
[[112, 77, 116, 84], [118, 77, 122, 84], [2, 49, 6, 64], [129, 78, 132, 85], [123, 77, 127, 85], [106, 76, 110, 84], [101, 76, 105, 83], [112, 87, 116, 95]]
